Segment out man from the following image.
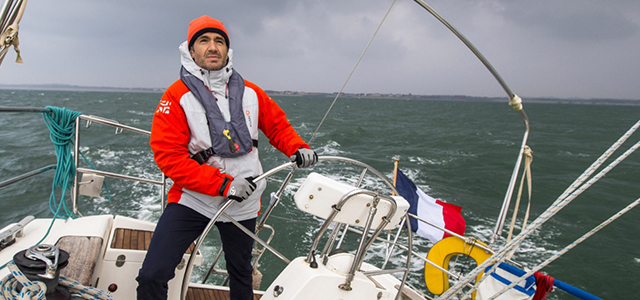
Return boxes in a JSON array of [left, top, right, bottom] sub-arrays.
[[136, 16, 318, 300]]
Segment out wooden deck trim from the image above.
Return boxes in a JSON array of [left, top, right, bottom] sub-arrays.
[[110, 228, 195, 254]]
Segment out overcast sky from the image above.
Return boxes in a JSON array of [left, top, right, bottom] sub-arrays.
[[1, 0, 639, 100]]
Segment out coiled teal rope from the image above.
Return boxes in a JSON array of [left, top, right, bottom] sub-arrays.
[[0, 107, 109, 272], [42, 106, 83, 221]]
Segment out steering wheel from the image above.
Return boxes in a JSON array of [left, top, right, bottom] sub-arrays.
[[179, 156, 405, 300]]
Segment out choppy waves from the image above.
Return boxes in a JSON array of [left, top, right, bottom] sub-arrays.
[[2, 91, 639, 298]]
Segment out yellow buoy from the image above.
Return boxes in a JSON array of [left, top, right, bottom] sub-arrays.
[[424, 236, 492, 298]]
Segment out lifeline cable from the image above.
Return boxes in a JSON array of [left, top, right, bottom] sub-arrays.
[[308, 0, 397, 145]]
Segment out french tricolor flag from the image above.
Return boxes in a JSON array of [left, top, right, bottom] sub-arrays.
[[395, 169, 465, 243]]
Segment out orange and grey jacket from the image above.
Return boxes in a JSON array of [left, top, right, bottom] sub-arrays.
[[150, 42, 309, 221]]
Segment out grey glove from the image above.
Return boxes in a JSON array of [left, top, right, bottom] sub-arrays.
[[225, 177, 256, 202], [290, 148, 318, 168]]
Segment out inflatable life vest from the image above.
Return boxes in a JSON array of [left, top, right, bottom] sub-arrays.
[[424, 236, 492, 299], [180, 66, 253, 158]]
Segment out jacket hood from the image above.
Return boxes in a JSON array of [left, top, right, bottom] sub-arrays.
[[179, 41, 234, 96]]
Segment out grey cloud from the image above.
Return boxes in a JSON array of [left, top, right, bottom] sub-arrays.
[[1, 0, 638, 100], [497, 0, 639, 41]]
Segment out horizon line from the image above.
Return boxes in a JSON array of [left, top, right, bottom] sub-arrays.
[[1, 83, 639, 103]]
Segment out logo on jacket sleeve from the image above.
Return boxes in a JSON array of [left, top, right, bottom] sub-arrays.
[[156, 100, 171, 114]]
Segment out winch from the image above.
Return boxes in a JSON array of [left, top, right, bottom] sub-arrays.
[[13, 244, 71, 299]]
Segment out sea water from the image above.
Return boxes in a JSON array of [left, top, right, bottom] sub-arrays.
[[0, 89, 638, 299]]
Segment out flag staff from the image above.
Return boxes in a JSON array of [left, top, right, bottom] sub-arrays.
[[383, 158, 403, 268], [392, 158, 399, 195]]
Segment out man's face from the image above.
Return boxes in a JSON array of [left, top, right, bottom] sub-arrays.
[[189, 32, 228, 71]]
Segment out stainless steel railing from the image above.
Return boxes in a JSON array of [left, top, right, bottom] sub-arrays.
[[0, 106, 167, 214], [0, 164, 56, 189], [70, 114, 167, 215]]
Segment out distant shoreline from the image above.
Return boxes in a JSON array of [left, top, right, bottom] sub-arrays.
[[1, 84, 639, 106], [266, 90, 640, 106], [0, 84, 164, 94]]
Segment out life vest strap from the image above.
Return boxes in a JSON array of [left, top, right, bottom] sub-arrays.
[[191, 139, 258, 165]]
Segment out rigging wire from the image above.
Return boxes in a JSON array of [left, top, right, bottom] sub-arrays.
[[486, 196, 640, 300], [441, 120, 640, 299], [308, 0, 397, 145]]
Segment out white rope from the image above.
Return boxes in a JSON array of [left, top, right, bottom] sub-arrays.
[[439, 120, 640, 299], [0, 261, 112, 300], [487, 196, 640, 300], [59, 276, 113, 300], [504, 146, 533, 261], [463, 139, 640, 300], [1, 262, 47, 300], [506, 146, 533, 243], [308, 0, 397, 144]]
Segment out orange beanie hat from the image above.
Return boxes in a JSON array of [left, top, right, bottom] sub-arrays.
[[188, 16, 229, 49]]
